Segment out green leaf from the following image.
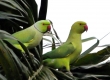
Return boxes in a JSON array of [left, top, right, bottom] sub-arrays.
[[0, 74, 7, 80], [82, 37, 98, 43], [79, 37, 99, 59], [74, 46, 110, 66], [0, 40, 22, 80], [0, 1, 17, 10], [43, 38, 53, 43], [71, 61, 110, 79], [50, 68, 77, 80], [49, 20, 62, 44]]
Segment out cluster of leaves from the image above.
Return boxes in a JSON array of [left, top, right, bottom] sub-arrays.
[[0, 0, 110, 80], [0, 0, 58, 80]]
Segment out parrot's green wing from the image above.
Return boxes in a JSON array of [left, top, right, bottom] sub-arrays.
[[43, 42, 75, 59], [11, 28, 36, 44]]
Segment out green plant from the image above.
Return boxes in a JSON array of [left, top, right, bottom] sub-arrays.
[[0, 0, 110, 80]]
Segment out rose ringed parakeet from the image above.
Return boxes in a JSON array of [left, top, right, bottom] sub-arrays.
[[6, 20, 51, 52], [43, 21, 88, 73]]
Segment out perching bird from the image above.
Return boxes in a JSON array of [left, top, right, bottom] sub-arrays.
[[6, 20, 51, 52], [43, 21, 88, 72]]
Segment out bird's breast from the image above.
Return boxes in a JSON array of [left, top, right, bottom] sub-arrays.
[[68, 41, 82, 63], [28, 31, 43, 49]]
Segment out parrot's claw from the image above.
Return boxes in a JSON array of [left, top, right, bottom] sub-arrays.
[[29, 52, 34, 58], [65, 71, 73, 76]]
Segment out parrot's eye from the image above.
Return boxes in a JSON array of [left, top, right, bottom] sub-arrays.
[[43, 23, 45, 25], [79, 23, 82, 25]]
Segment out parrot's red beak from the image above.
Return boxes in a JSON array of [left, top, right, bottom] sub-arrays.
[[47, 25, 51, 31], [84, 25, 88, 32]]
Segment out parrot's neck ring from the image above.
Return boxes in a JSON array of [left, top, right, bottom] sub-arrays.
[[34, 24, 44, 33]]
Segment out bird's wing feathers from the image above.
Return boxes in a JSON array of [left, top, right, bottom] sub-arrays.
[[12, 28, 36, 44], [43, 42, 75, 59]]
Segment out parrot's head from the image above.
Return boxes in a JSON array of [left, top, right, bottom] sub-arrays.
[[71, 21, 88, 33], [35, 20, 51, 33]]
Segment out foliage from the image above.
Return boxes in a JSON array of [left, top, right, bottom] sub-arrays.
[[0, 0, 110, 80]]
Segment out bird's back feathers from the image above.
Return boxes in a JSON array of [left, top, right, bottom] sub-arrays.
[[43, 42, 75, 59]]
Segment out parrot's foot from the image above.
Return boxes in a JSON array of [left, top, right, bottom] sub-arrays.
[[65, 71, 73, 76], [29, 52, 34, 57]]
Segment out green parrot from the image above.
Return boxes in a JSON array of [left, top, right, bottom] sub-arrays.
[[43, 21, 88, 72], [6, 20, 51, 52]]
